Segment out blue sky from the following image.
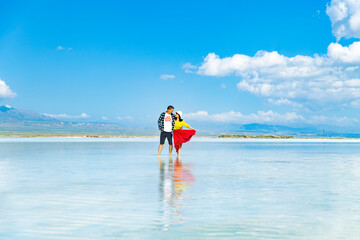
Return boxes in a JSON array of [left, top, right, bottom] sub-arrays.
[[1, 0, 360, 129]]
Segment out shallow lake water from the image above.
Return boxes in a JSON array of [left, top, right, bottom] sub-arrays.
[[0, 138, 360, 239]]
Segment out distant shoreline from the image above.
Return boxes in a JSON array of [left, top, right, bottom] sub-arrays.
[[2, 137, 360, 144], [0, 132, 157, 138], [0, 132, 356, 140], [219, 134, 294, 139]]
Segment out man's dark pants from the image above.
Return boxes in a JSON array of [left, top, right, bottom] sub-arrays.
[[160, 131, 172, 145]]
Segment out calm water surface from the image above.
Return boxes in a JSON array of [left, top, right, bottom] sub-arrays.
[[0, 138, 360, 239]]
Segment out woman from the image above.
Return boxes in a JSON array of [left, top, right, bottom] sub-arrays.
[[173, 111, 196, 157]]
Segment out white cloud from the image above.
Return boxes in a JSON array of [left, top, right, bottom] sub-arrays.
[[184, 110, 304, 124], [57, 46, 72, 50], [268, 98, 303, 108], [43, 112, 90, 119], [183, 0, 360, 109], [116, 116, 133, 121], [184, 111, 209, 119], [80, 113, 90, 118], [221, 83, 227, 89], [327, 41, 360, 62], [268, 98, 292, 105], [160, 74, 175, 80], [326, 0, 360, 40], [101, 116, 108, 120], [187, 41, 360, 108], [0, 79, 16, 99], [182, 62, 198, 73], [314, 10, 321, 17]]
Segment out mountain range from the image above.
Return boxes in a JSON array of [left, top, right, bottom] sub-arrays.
[[0, 105, 359, 137], [0, 105, 56, 123], [0, 105, 130, 135]]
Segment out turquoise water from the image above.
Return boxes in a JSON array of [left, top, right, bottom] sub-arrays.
[[1, 138, 360, 239]]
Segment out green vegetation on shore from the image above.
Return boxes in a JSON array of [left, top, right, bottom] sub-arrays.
[[219, 134, 294, 139]]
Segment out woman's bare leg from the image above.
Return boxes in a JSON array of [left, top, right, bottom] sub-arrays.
[[177, 145, 181, 157]]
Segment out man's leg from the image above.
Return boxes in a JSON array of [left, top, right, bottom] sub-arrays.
[[158, 132, 165, 156], [167, 132, 173, 156], [169, 144, 173, 156], [158, 156, 164, 168], [158, 144, 163, 156]]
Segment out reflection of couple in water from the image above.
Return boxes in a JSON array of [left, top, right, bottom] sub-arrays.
[[157, 105, 196, 157], [158, 156, 195, 230]]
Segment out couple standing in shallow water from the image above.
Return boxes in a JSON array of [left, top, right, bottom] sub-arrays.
[[157, 105, 196, 157]]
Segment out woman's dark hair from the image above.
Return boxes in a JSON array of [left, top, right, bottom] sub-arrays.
[[176, 113, 183, 122]]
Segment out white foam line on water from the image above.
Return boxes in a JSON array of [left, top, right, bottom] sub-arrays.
[[1, 137, 360, 143]]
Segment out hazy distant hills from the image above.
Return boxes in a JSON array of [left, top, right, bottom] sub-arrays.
[[0, 105, 359, 137], [193, 121, 320, 136], [234, 123, 318, 136], [239, 123, 296, 133], [189, 121, 360, 138], [0, 105, 56, 123], [0, 105, 130, 135]]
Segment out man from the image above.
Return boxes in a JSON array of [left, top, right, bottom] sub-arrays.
[[157, 105, 176, 156]]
